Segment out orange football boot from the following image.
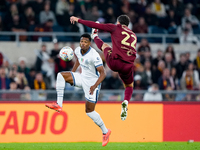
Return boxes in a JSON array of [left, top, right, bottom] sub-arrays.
[[102, 129, 111, 147], [45, 103, 62, 113]]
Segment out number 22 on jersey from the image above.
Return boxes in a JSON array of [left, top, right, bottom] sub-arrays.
[[121, 31, 137, 56]]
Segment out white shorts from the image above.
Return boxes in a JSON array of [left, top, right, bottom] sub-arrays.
[[70, 72, 100, 103]]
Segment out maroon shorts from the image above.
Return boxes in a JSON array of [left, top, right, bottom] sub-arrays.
[[104, 47, 134, 84]]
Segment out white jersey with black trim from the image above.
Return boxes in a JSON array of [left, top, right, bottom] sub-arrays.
[[74, 46, 103, 80]]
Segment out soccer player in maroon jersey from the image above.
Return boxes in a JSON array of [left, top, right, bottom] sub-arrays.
[[70, 15, 137, 121]]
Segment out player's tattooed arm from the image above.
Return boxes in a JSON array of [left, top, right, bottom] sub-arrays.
[[71, 56, 80, 72], [89, 66, 106, 95]]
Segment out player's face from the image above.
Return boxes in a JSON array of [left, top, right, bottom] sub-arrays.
[[80, 37, 91, 51]]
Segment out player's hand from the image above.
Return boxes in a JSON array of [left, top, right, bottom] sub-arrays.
[[89, 85, 97, 95], [70, 16, 79, 24]]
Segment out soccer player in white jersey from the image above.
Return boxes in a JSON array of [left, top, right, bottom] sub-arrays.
[[45, 34, 111, 147]]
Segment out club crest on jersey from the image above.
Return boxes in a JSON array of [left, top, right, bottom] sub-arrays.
[[85, 59, 89, 65], [81, 58, 84, 62]]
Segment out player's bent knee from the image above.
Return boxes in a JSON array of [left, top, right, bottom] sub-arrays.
[[124, 82, 134, 88], [59, 72, 73, 85]]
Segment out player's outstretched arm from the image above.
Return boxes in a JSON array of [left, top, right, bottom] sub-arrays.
[[71, 56, 80, 72], [89, 66, 106, 95], [70, 16, 116, 32]]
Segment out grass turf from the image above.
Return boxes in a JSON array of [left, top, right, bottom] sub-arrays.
[[0, 142, 200, 150]]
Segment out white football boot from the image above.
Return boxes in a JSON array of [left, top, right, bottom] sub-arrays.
[[91, 21, 99, 39], [121, 100, 128, 121]]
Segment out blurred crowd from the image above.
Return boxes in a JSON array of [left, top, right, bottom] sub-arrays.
[[0, 39, 200, 101], [0, 0, 200, 43]]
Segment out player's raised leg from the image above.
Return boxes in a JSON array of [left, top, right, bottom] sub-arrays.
[[45, 72, 73, 112], [85, 101, 111, 146]]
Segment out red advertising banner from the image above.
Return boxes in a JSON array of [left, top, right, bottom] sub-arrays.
[[163, 103, 200, 141]]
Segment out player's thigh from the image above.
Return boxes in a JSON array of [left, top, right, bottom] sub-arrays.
[[61, 72, 82, 87]]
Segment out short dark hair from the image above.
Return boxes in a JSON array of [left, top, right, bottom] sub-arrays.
[[117, 15, 130, 26], [81, 33, 91, 41]]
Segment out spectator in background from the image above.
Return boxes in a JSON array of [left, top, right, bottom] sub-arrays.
[[55, 0, 69, 26], [150, 0, 166, 18], [158, 68, 175, 90], [165, 45, 176, 61], [0, 52, 4, 67], [169, 0, 184, 23], [127, 10, 138, 29], [0, 67, 10, 90], [29, 0, 44, 16], [171, 67, 179, 90], [137, 38, 151, 58], [84, 6, 100, 22], [24, 7, 37, 28], [185, 51, 192, 64], [9, 67, 17, 82], [18, 56, 30, 77], [104, 7, 116, 24], [14, 71, 28, 89], [193, 49, 200, 79], [132, 17, 148, 34], [103, 71, 123, 89], [34, 43, 55, 88], [27, 68, 36, 89], [144, 6, 159, 26], [181, 8, 199, 29], [143, 84, 163, 101], [40, 3, 57, 25], [133, 0, 147, 16], [4, 3, 19, 30], [164, 9, 178, 33], [176, 53, 188, 80], [17, 0, 30, 15], [164, 53, 176, 70], [180, 67, 198, 90], [152, 60, 165, 83], [33, 72, 47, 100], [140, 50, 153, 65], [9, 14, 27, 41], [182, 63, 199, 86], [0, 16, 4, 31], [144, 60, 153, 88], [33, 72, 46, 90], [134, 74, 145, 90], [152, 49, 163, 70], [179, 25, 199, 45]]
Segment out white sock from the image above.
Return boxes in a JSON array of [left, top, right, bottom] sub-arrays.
[[56, 73, 65, 107], [86, 111, 108, 134]]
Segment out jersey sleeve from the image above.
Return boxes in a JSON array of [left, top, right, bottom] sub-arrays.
[[78, 19, 116, 33], [93, 52, 103, 68]]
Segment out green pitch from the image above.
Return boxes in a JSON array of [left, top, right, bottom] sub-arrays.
[[0, 142, 200, 150]]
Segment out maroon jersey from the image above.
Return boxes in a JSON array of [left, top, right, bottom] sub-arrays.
[[78, 19, 137, 63]]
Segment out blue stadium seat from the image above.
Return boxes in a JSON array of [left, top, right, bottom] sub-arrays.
[[193, 27, 200, 35], [52, 25, 71, 42], [150, 26, 168, 43], [0, 35, 11, 41]]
